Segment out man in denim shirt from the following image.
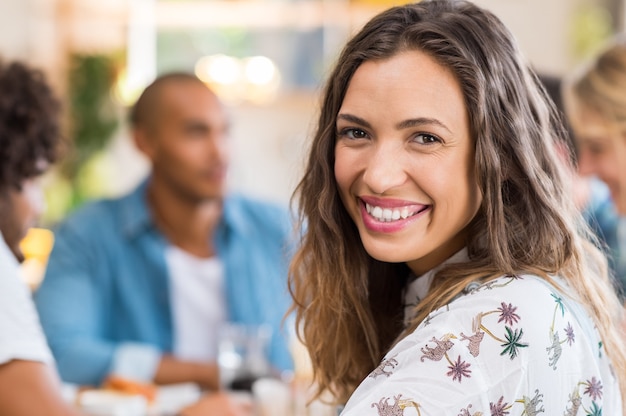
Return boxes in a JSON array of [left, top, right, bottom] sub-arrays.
[[35, 73, 294, 390]]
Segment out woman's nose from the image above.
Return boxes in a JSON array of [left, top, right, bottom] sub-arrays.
[[362, 144, 407, 194]]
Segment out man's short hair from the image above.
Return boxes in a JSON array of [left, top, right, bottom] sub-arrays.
[[0, 61, 61, 189], [129, 72, 205, 129]]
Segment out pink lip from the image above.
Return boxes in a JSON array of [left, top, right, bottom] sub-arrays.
[[358, 196, 430, 233]]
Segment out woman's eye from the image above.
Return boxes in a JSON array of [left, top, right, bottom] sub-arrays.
[[414, 133, 441, 144], [339, 128, 368, 140]]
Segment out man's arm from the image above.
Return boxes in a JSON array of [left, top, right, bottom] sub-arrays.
[[154, 356, 219, 390], [0, 360, 81, 416]]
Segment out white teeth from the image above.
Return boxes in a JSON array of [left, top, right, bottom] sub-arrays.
[[365, 203, 419, 222]]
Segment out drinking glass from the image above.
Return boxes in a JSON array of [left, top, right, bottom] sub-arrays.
[[217, 323, 272, 391]]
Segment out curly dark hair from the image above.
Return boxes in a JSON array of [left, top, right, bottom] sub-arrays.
[[0, 61, 61, 190]]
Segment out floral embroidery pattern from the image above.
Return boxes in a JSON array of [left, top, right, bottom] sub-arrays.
[[456, 404, 480, 416], [371, 394, 422, 416], [500, 326, 528, 359], [586, 401, 602, 416], [545, 332, 562, 369], [583, 377, 603, 401], [497, 302, 520, 326], [369, 355, 399, 379], [420, 334, 456, 362], [447, 355, 471, 383], [545, 291, 575, 370], [564, 390, 582, 416], [515, 389, 545, 415], [564, 323, 575, 346], [416, 279, 534, 383], [459, 331, 484, 357], [342, 275, 616, 415], [562, 377, 605, 415], [490, 396, 512, 416]]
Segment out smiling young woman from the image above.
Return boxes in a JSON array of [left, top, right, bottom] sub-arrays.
[[289, 1, 626, 415], [334, 50, 481, 276]]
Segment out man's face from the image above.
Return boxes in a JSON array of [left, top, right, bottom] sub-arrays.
[[139, 81, 230, 203], [0, 177, 45, 261]]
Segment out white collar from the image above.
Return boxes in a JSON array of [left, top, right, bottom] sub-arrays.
[[403, 248, 469, 325]]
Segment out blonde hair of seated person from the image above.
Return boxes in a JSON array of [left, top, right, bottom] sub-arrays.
[[563, 36, 626, 214]]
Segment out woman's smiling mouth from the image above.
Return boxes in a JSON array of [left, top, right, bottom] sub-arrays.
[[364, 202, 429, 222], [359, 196, 431, 232]]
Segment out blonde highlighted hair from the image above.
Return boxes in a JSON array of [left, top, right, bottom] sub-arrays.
[[563, 35, 626, 134]]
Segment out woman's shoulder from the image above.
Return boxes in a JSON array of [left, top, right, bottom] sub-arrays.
[[422, 274, 561, 327], [420, 273, 601, 355], [341, 273, 620, 415], [463, 272, 556, 298]]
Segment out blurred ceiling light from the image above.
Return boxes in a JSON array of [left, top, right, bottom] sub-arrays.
[[196, 54, 241, 85], [195, 54, 281, 105], [244, 56, 277, 86]]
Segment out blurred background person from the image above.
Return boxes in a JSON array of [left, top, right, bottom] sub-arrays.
[[0, 58, 255, 416], [540, 73, 625, 299], [0, 58, 82, 416], [562, 35, 626, 302], [35, 72, 293, 391]]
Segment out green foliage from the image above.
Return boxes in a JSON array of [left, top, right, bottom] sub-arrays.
[[65, 54, 119, 179], [41, 53, 123, 221]]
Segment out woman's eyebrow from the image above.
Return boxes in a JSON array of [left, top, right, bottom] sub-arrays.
[[336, 113, 372, 129], [396, 117, 452, 134], [337, 113, 452, 135]]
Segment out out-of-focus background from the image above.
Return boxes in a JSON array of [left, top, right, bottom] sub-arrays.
[[1, 0, 624, 220]]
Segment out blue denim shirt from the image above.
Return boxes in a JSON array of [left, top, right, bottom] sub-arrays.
[[35, 179, 294, 385]]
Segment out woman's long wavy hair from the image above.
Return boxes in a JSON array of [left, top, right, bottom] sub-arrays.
[[289, 0, 626, 406]]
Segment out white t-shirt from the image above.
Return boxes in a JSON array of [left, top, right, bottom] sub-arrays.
[[166, 245, 227, 362], [0, 232, 53, 365], [341, 263, 621, 415]]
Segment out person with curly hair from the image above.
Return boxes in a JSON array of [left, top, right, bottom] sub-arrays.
[[0, 61, 59, 261], [289, 1, 625, 414], [0, 60, 81, 415]]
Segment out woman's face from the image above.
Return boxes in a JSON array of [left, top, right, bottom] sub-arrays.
[[571, 107, 626, 214], [334, 50, 482, 276]]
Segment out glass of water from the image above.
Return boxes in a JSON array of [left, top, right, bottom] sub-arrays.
[[217, 323, 272, 391]]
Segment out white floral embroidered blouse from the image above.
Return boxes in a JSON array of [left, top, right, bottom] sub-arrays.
[[340, 251, 622, 416]]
